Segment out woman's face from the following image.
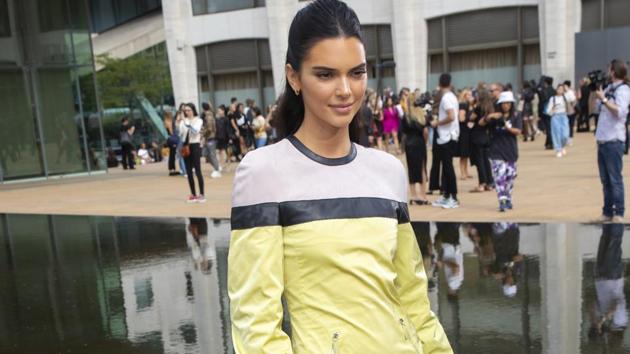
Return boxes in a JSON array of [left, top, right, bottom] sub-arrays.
[[386, 97, 393, 107], [501, 102, 512, 113], [287, 36, 367, 131], [184, 105, 194, 118], [556, 86, 564, 96]]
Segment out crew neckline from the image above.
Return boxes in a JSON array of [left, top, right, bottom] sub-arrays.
[[287, 135, 357, 166]]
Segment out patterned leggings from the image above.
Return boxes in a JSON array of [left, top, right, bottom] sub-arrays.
[[490, 159, 517, 202]]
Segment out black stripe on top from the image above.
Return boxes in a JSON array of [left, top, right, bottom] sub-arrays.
[[231, 197, 409, 230]]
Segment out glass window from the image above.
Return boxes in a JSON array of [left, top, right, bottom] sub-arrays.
[[0, 68, 45, 180], [192, 0, 256, 16], [0, 0, 10, 37], [78, 66, 106, 171], [89, 0, 117, 33], [114, 0, 138, 23], [37, 68, 88, 175], [70, 0, 93, 65], [38, 0, 70, 32]]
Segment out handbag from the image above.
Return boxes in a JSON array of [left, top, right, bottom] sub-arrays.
[[181, 131, 191, 158]]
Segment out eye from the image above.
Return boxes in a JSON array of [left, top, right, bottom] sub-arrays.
[[316, 71, 333, 80], [352, 69, 367, 78]]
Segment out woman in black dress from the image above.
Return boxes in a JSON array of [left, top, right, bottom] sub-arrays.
[[402, 90, 429, 205], [458, 89, 474, 180], [469, 88, 494, 193]]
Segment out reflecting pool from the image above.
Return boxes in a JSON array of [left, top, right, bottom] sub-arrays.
[[0, 215, 628, 353]]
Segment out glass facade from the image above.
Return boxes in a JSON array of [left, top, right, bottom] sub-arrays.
[[0, 0, 105, 182], [88, 0, 162, 33]]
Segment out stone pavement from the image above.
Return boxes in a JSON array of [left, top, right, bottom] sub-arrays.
[[0, 133, 627, 223]]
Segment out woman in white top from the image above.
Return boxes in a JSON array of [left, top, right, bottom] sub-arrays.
[[177, 103, 206, 203], [547, 84, 570, 157]]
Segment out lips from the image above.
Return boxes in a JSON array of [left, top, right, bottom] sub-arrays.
[[329, 103, 354, 115]]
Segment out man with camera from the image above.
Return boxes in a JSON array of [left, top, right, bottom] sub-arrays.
[[595, 59, 630, 223]]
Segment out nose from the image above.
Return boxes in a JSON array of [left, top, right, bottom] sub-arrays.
[[336, 77, 351, 98]]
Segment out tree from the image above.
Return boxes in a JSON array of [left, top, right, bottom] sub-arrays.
[[96, 51, 172, 109]]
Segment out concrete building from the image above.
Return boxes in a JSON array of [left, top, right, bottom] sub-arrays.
[[160, 0, 630, 109]]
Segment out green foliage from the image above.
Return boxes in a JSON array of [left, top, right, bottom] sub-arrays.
[[96, 52, 172, 109]]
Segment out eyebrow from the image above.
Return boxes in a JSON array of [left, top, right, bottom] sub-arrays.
[[311, 63, 367, 72]]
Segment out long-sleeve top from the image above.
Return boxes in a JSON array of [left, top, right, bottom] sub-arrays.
[[596, 82, 630, 143], [228, 136, 453, 354], [177, 116, 203, 144]]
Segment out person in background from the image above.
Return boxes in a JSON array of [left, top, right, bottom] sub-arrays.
[[469, 89, 494, 193], [457, 89, 474, 180], [215, 105, 230, 170], [227, 102, 242, 162], [402, 89, 429, 205], [520, 80, 536, 141], [563, 80, 578, 145], [367, 90, 383, 149], [164, 110, 180, 176], [547, 84, 570, 158], [137, 143, 151, 165], [594, 59, 630, 223], [382, 95, 401, 154], [201, 103, 222, 178], [537, 77, 555, 150], [431, 73, 460, 209], [251, 107, 268, 148], [175, 103, 188, 176], [177, 103, 206, 203], [119, 116, 135, 170], [481, 91, 522, 212]]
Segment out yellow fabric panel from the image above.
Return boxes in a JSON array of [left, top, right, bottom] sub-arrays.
[[228, 225, 293, 354], [395, 223, 453, 353]]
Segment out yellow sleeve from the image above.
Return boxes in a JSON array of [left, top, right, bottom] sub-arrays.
[[394, 221, 453, 354], [228, 225, 292, 354]]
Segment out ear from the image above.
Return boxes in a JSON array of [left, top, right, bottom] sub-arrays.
[[286, 64, 301, 94]]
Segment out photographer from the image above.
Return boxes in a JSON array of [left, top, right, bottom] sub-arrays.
[[595, 59, 630, 223]]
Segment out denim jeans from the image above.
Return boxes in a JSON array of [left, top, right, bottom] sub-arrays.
[[551, 114, 569, 152], [598, 141, 625, 217], [255, 137, 268, 148]]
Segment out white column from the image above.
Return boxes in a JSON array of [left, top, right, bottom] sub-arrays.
[[538, 0, 581, 84], [162, 0, 198, 106], [540, 224, 581, 354], [391, 0, 427, 91], [266, 0, 298, 99]]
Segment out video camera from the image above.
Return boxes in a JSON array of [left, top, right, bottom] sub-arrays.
[[587, 70, 609, 91]]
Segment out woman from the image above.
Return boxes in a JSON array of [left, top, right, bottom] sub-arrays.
[[175, 103, 188, 175], [164, 110, 179, 176], [547, 84, 570, 158], [469, 89, 494, 193], [201, 104, 222, 178], [214, 106, 229, 170], [251, 107, 268, 148], [402, 89, 429, 205], [382, 95, 401, 154], [227, 103, 242, 162], [119, 116, 135, 170], [177, 103, 205, 203], [481, 91, 523, 212], [520, 81, 536, 141], [458, 89, 473, 180], [367, 90, 383, 149], [228, 1, 452, 353]]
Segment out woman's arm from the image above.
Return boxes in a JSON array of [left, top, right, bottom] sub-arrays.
[[228, 156, 293, 354]]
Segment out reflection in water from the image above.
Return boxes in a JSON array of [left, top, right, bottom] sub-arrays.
[[1, 215, 630, 353], [587, 223, 627, 349]]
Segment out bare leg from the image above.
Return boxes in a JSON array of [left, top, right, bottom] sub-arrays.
[[392, 131, 400, 154]]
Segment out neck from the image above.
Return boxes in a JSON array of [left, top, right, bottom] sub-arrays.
[[294, 114, 351, 159], [613, 78, 623, 84]]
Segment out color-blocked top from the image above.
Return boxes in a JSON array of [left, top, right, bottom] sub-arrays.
[[230, 136, 410, 229]]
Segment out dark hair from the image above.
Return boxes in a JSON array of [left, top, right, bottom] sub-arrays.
[[121, 116, 129, 124], [230, 97, 237, 104], [202, 102, 211, 111], [563, 80, 571, 87], [185, 103, 198, 117], [439, 73, 451, 88], [272, 0, 364, 142], [252, 106, 262, 116], [610, 59, 629, 82], [523, 81, 531, 89]]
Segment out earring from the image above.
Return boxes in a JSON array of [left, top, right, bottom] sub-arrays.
[[294, 89, 300, 96]]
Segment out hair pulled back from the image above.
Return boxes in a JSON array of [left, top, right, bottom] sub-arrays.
[[272, 0, 364, 142]]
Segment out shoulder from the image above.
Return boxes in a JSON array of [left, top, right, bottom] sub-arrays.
[[359, 146, 407, 185]]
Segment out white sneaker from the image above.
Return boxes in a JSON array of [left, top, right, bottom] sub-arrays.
[[442, 197, 460, 209], [211, 171, 222, 178], [196, 195, 207, 203], [556, 152, 563, 158], [432, 196, 447, 208], [561, 148, 567, 156]]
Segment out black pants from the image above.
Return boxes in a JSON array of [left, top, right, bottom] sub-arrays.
[[185, 143, 204, 196], [576, 107, 590, 132], [121, 142, 134, 169], [429, 142, 441, 192], [542, 114, 553, 149], [434, 141, 458, 199], [568, 113, 576, 138], [168, 145, 176, 171], [471, 144, 493, 186]]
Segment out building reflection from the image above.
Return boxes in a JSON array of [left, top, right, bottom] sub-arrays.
[[1, 215, 629, 353]]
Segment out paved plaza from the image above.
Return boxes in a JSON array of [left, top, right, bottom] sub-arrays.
[[0, 133, 627, 223]]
